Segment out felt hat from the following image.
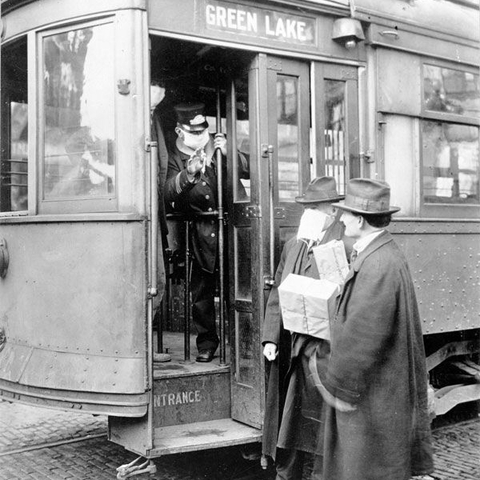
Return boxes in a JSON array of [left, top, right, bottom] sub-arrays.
[[332, 178, 400, 215], [295, 176, 345, 204], [174, 103, 209, 132]]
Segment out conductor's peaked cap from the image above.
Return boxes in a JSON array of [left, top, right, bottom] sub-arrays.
[[174, 103, 209, 132]]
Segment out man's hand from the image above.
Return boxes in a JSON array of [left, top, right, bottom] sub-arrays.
[[186, 148, 206, 175], [263, 343, 278, 361], [214, 133, 227, 156]]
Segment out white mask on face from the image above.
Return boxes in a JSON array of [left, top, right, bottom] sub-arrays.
[[297, 208, 329, 241], [181, 129, 210, 150]]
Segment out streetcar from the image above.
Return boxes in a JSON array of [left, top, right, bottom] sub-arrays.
[[0, 0, 478, 475]]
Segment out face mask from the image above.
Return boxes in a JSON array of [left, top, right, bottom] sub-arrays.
[[182, 129, 209, 150], [297, 208, 329, 241]]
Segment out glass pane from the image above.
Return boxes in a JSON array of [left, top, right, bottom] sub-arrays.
[[1, 38, 28, 213], [424, 65, 480, 117], [43, 24, 115, 199], [324, 80, 346, 195], [235, 227, 252, 300], [422, 121, 479, 204], [277, 75, 299, 202], [236, 311, 255, 384], [235, 76, 250, 202]]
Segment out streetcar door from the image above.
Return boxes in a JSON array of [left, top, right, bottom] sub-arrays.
[[228, 55, 310, 427], [228, 55, 359, 427]]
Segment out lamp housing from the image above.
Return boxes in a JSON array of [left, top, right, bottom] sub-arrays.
[[332, 18, 365, 49]]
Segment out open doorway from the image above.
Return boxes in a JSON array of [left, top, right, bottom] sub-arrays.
[[150, 35, 254, 367]]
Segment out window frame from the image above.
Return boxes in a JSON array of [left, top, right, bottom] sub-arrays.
[[0, 35, 30, 217], [419, 58, 480, 218], [36, 17, 118, 215]]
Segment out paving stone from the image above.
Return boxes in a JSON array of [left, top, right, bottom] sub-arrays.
[[1, 400, 478, 479]]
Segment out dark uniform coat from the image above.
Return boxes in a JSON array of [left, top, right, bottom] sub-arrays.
[[320, 231, 434, 480], [164, 140, 219, 273], [262, 218, 346, 461]]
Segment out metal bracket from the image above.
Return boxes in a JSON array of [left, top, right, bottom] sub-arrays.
[[0, 238, 9, 279], [145, 138, 158, 152], [263, 275, 275, 288], [274, 207, 286, 219], [117, 79, 131, 95], [117, 457, 157, 479], [246, 205, 261, 218], [360, 150, 375, 164]]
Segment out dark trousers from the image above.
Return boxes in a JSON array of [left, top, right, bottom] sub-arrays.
[[190, 261, 219, 351], [275, 448, 323, 480]]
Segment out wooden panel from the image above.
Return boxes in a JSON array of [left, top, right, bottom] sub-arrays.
[[153, 371, 230, 427]]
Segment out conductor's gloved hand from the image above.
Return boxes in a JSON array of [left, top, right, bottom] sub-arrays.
[[186, 148, 207, 177]]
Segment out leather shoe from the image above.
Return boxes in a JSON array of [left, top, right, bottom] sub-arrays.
[[196, 348, 215, 363]]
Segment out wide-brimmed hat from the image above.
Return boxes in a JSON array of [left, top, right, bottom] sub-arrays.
[[332, 178, 400, 215], [295, 177, 345, 204], [174, 102, 209, 132]]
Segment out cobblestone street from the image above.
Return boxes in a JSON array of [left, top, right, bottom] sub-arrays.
[[0, 400, 478, 479]]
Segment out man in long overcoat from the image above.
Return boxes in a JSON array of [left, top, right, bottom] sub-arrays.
[[262, 177, 350, 479], [310, 178, 434, 480]]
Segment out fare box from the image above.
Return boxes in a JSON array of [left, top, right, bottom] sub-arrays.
[[278, 273, 340, 341]]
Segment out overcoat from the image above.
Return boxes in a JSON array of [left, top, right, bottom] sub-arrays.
[[262, 218, 346, 461], [319, 231, 434, 480]]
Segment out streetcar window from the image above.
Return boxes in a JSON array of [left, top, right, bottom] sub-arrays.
[[422, 121, 479, 204], [0, 38, 28, 213], [277, 75, 299, 202], [422, 65, 479, 205], [324, 80, 346, 195], [235, 76, 250, 202], [41, 23, 116, 201], [424, 65, 479, 117]]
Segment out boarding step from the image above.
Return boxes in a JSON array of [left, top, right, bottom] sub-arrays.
[[149, 418, 262, 456]]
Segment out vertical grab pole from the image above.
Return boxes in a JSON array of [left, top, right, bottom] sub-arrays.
[[267, 145, 275, 282], [184, 220, 191, 362], [147, 139, 159, 451], [216, 85, 226, 365]]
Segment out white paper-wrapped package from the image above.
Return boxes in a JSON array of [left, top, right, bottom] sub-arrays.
[[278, 273, 340, 340], [312, 239, 349, 285]]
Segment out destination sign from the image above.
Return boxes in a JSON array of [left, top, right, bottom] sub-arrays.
[[203, 0, 316, 45]]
